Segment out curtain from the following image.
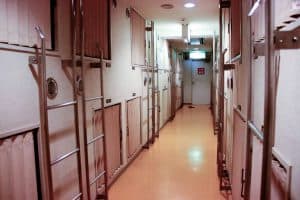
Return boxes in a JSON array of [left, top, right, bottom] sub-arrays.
[[0, 132, 38, 200], [0, 0, 51, 48], [131, 9, 146, 65]]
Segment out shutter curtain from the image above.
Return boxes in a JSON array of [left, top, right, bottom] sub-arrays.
[[0, 132, 38, 200], [77, 0, 110, 59], [131, 9, 146, 65], [230, 0, 241, 58], [0, 0, 51, 48]]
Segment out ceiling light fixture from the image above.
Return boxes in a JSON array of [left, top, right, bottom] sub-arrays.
[[184, 3, 195, 8], [161, 4, 174, 9]]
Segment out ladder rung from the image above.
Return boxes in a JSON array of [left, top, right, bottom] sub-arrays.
[[90, 171, 106, 185], [48, 101, 77, 110], [85, 96, 104, 102], [87, 134, 104, 145], [71, 193, 82, 200], [51, 148, 79, 166]]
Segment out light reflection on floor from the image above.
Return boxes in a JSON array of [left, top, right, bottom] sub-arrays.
[[188, 147, 203, 171]]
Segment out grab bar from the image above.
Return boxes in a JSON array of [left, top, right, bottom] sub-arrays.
[[35, 26, 54, 200], [233, 106, 246, 123], [248, 0, 261, 16], [248, 121, 264, 142], [47, 101, 77, 110]]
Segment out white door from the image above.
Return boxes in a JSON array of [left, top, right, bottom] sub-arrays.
[[191, 60, 212, 105]]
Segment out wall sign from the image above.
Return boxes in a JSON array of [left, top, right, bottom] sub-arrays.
[[197, 67, 205, 75]]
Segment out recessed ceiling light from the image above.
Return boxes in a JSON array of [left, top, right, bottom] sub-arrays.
[[184, 3, 195, 8], [161, 4, 174, 9]]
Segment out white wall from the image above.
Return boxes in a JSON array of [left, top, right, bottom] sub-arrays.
[[274, 50, 300, 199]]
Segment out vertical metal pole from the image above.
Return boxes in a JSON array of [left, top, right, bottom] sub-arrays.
[[36, 26, 53, 200], [156, 66, 160, 138], [260, 0, 274, 199], [71, 0, 85, 198], [244, 0, 254, 198], [146, 64, 150, 147], [100, 50, 109, 200], [218, 2, 225, 186], [72, 1, 83, 197], [151, 21, 156, 143], [76, 0, 90, 199]]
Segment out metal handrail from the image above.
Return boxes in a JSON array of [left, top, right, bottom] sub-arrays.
[[51, 148, 80, 166], [90, 171, 106, 185], [47, 101, 77, 110], [35, 25, 54, 200], [71, 193, 82, 200], [248, 121, 264, 142], [85, 96, 104, 102], [35, 26, 45, 39], [233, 106, 246, 123], [87, 134, 104, 145], [248, 0, 261, 16]]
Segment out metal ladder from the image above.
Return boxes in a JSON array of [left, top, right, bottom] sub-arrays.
[[35, 0, 109, 199], [34, 25, 84, 200], [76, 0, 109, 199], [79, 49, 109, 200]]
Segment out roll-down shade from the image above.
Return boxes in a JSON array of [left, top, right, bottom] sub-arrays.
[[131, 9, 146, 65], [77, 0, 110, 59], [0, 0, 51, 48]]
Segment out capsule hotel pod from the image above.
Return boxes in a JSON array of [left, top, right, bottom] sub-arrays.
[[0, 0, 300, 199]]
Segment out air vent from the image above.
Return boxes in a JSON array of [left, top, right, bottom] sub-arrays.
[[161, 4, 174, 9], [47, 77, 58, 99]]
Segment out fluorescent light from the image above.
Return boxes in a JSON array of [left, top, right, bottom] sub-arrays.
[[190, 51, 206, 59], [248, 0, 260, 16], [184, 3, 195, 8]]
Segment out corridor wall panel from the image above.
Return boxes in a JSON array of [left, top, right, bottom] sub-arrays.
[[251, 57, 265, 129], [0, 0, 51, 48], [0, 132, 38, 200], [249, 137, 263, 200], [274, 50, 300, 199], [104, 104, 122, 180], [127, 98, 141, 158], [231, 114, 247, 200]]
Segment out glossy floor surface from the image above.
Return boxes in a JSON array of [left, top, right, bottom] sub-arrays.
[[109, 105, 226, 200]]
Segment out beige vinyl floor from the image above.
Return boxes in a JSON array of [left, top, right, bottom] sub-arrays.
[[109, 105, 227, 200]]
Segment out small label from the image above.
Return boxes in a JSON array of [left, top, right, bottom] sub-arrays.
[[197, 67, 205, 75]]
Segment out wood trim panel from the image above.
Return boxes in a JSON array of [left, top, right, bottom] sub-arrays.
[[104, 104, 121, 180], [126, 97, 141, 158]]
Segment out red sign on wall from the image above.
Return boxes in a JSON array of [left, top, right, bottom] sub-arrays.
[[197, 67, 205, 75]]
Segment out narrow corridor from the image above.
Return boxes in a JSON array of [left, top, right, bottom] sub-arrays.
[[109, 105, 225, 200]]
